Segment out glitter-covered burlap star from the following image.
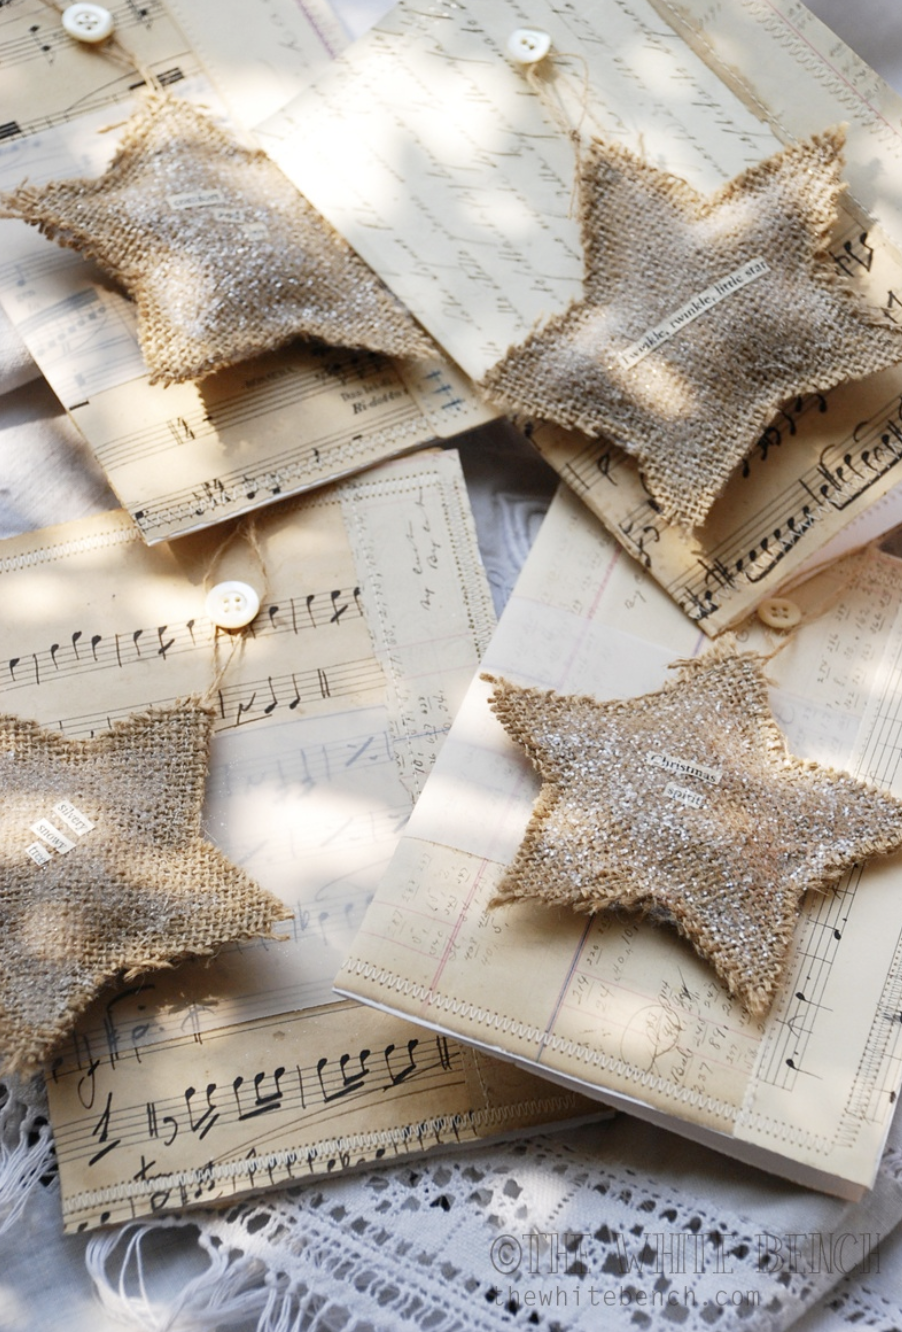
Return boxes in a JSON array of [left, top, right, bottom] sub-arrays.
[[1, 92, 433, 385], [481, 129, 902, 529], [0, 701, 287, 1075], [484, 652, 902, 1015]]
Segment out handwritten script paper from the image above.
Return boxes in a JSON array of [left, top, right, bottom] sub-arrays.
[[258, 0, 902, 632], [0, 450, 590, 1231], [0, 0, 491, 544], [337, 482, 902, 1199]]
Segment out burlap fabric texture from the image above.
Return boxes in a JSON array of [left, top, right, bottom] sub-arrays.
[[484, 650, 902, 1016], [0, 700, 287, 1076], [1, 92, 433, 385], [481, 129, 902, 530]]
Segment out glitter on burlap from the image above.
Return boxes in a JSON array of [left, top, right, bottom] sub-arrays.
[[483, 650, 902, 1016], [0, 92, 434, 385], [0, 700, 287, 1076], [480, 128, 902, 530]]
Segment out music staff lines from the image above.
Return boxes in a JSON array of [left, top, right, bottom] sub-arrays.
[[0, 266, 144, 402], [25, 657, 385, 739], [1, 587, 365, 693], [52, 969, 360, 1078], [95, 349, 397, 471], [761, 613, 902, 1093], [17, 289, 145, 399], [127, 401, 428, 536], [612, 388, 902, 621], [0, 57, 194, 140], [51, 1030, 460, 1169], [551, 371, 902, 626], [855, 637, 902, 792], [758, 872, 858, 1091], [0, 0, 166, 72], [843, 926, 902, 1127], [685, 416, 897, 584], [0, 1, 159, 71], [209, 727, 397, 799], [0, 247, 98, 293]]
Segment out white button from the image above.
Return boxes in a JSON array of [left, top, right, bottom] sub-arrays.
[[61, 3, 115, 43], [757, 597, 802, 630], [205, 580, 260, 630], [507, 28, 552, 65]]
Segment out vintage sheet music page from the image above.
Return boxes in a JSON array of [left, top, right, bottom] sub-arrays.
[[0, 450, 591, 1232], [336, 482, 902, 1198], [257, 0, 902, 633], [0, 0, 491, 544]]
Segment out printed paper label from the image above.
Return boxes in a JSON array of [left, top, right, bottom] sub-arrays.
[[647, 753, 722, 785], [168, 189, 227, 209], [30, 819, 76, 854], [53, 801, 95, 836], [26, 841, 53, 866], [664, 782, 706, 809], [619, 258, 770, 369]]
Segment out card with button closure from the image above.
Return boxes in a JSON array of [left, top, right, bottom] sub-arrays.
[[256, 0, 902, 633], [0, 449, 598, 1233], [0, 0, 494, 545]]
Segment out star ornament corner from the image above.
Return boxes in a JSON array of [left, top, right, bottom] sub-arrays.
[[482, 653, 902, 1016], [1, 91, 433, 385], [481, 127, 902, 530], [0, 700, 289, 1077]]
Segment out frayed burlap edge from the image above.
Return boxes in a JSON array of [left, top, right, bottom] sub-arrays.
[[480, 128, 902, 531], [0, 699, 289, 1078], [481, 647, 902, 1015]]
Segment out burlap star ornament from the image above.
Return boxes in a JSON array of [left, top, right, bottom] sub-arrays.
[[0, 700, 287, 1075], [1, 92, 433, 385], [481, 129, 902, 529], [484, 651, 902, 1015]]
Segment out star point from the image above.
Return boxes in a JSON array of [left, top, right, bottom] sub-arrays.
[[481, 128, 902, 529], [484, 652, 902, 1015], [2, 92, 433, 385]]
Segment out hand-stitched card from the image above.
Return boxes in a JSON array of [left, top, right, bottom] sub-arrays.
[[0, 451, 594, 1232], [0, 0, 492, 543], [257, 0, 902, 631], [336, 480, 902, 1200]]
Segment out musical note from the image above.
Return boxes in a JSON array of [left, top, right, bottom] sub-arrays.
[[385, 1038, 419, 1086], [317, 1049, 371, 1102], [0, 588, 369, 704], [233, 1067, 286, 1120], [831, 232, 874, 276], [184, 1084, 219, 1140], [88, 1092, 120, 1167]]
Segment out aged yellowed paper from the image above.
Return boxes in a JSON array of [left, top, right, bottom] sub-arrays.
[[0, 450, 591, 1230], [337, 483, 902, 1198], [258, 0, 902, 631], [0, 0, 491, 543]]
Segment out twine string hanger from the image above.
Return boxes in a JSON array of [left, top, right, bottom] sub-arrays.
[[508, 31, 592, 217], [22, 6, 273, 699], [201, 515, 271, 704], [37, 0, 164, 91]]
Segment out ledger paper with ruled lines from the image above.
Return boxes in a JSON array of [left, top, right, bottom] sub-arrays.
[[258, 0, 902, 633], [0, 450, 591, 1232], [337, 482, 902, 1198], [0, 0, 491, 544]]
